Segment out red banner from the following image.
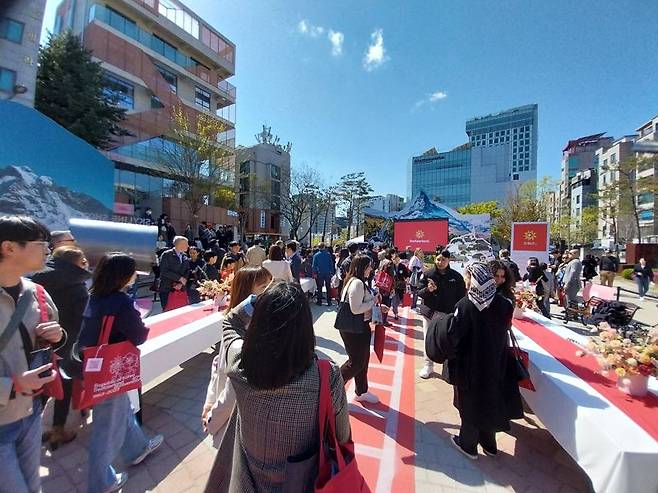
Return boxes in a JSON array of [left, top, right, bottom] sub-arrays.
[[512, 222, 549, 252], [393, 220, 448, 252]]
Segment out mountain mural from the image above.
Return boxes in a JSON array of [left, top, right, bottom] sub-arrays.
[[364, 191, 490, 237], [0, 165, 112, 230]]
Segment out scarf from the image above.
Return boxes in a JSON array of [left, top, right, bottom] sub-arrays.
[[466, 262, 497, 312]]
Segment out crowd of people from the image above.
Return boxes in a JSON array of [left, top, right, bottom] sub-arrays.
[[1, 212, 656, 492]]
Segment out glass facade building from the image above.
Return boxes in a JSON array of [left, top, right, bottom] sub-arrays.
[[410, 148, 471, 209]]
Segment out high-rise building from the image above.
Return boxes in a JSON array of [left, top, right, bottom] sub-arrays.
[[0, 0, 47, 107], [558, 133, 613, 215], [409, 104, 538, 209], [569, 168, 597, 232], [235, 127, 291, 239], [52, 0, 237, 230], [466, 104, 538, 200], [634, 115, 658, 240]]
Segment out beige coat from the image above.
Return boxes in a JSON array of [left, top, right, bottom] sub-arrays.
[[0, 278, 58, 425]]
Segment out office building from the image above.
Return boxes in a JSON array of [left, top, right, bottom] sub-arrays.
[[558, 133, 613, 216], [0, 0, 47, 106], [410, 104, 538, 209], [52, 0, 237, 231], [569, 168, 597, 231], [235, 127, 291, 238], [366, 194, 405, 213]]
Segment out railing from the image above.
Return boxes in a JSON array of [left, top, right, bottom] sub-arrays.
[[217, 79, 236, 101]]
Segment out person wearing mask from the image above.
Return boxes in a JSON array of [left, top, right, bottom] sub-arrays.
[[141, 207, 155, 226], [246, 239, 267, 267], [0, 216, 64, 493], [202, 266, 272, 450], [408, 248, 425, 309], [598, 250, 619, 287], [285, 241, 302, 282], [488, 260, 515, 303], [417, 250, 466, 379], [582, 254, 598, 283], [562, 249, 582, 322], [225, 241, 247, 272], [202, 251, 220, 282], [262, 245, 293, 282], [31, 246, 91, 449], [633, 258, 653, 300], [499, 249, 521, 282], [335, 255, 380, 403], [446, 263, 517, 459], [211, 282, 350, 491], [312, 243, 336, 306], [158, 236, 190, 310], [390, 252, 411, 320], [77, 253, 163, 492]]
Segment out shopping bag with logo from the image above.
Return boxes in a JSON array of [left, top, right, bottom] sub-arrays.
[[374, 271, 393, 293], [34, 284, 64, 400], [72, 315, 142, 409], [316, 359, 371, 492], [165, 289, 189, 311]]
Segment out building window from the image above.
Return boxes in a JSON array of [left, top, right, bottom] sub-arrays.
[[512, 173, 519, 181], [107, 7, 137, 39], [151, 34, 178, 62], [239, 161, 250, 175], [639, 210, 654, 221], [576, 195, 580, 204], [0, 17, 24, 44], [103, 73, 134, 109], [0, 67, 16, 92], [610, 153, 617, 164], [155, 65, 177, 93], [195, 86, 211, 110], [271, 164, 281, 180]]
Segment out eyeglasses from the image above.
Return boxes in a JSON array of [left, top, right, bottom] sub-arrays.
[[26, 241, 49, 248]]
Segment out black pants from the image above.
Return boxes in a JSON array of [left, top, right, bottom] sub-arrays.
[[316, 275, 332, 303], [459, 420, 497, 455], [52, 379, 74, 427], [339, 325, 371, 395], [159, 291, 169, 310]]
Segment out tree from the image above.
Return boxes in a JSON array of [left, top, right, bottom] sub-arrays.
[[601, 155, 658, 243], [457, 200, 504, 244], [279, 166, 325, 241], [35, 31, 127, 149], [572, 206, 599, 245], [336, 172, 373, 238], [161, 105, 234, 230]]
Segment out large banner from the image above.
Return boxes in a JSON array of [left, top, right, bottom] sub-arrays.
[[511, 222, 550, 269], [393, 219, 448, 252]]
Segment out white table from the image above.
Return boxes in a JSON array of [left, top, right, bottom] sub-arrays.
[[300, 277, 317, 295], [139, 301, 222, 386], [514, 311, 658, 493]]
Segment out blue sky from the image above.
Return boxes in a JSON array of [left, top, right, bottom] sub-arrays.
[[41, 0, 658, 198]]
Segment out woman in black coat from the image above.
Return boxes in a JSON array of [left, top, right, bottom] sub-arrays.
[[447, 262, 518, 459], [31, 246, 91, 448]]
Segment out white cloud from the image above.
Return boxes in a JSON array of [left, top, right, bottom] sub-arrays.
[[363, 28, 389, 71], [412, 89, 448, 111], [298, 19, 324, 38], [328, 30, 344, 56]]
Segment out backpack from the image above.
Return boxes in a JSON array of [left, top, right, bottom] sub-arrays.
[[424, 312, 456, 364]]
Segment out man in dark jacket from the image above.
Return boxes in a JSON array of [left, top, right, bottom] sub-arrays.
[[598, 250, 619, 287], [312, 243, 336, 305], [417, 250, 466, 379], [285, 241, 302, 282], [31, 246, 90, 447], [158, 236, 190, 309], [499, 249, 521, 282]]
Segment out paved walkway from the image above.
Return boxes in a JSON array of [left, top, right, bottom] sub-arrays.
[[40, 304, 597, 492]]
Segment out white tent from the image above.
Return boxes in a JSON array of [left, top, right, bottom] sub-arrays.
[[346, 235, 365, 246]]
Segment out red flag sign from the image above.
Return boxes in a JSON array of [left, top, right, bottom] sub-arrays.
[[512, 222, 549, 252]]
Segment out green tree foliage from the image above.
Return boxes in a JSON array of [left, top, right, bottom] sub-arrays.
[[336, 172, 373, 237], [35, 31, 126, 149]]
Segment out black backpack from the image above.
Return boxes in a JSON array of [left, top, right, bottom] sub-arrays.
[[424, 312, 457, 364]]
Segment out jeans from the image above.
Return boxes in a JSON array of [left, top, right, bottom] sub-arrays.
[[458, 419, 496, 455], [411, 289, 419, 309], [315, 275, 332, 304], [88, 393, 149, 493], [636, 276, 650, 297], [339, 326, 372, 395], [391, 292, 401, 317], [0, 399, 42, 493]]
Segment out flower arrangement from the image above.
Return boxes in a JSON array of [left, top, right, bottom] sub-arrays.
[[514, 287, 539, 312], [197, 274, 233, 301], [588, 324, 658, 378]]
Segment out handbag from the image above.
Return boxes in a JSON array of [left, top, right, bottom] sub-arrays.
[[374, 271, 393, 293], [165, 289, 189, 311], [333, 280, 365, 334], [508, 329, 535, 391], [316, 359, 370, 492], [72, 315, 142, 409], [373, 324, 385, 363], [34, 284, 65, 400], [330, 274, 340, 289], [401, 291, 412, 307]]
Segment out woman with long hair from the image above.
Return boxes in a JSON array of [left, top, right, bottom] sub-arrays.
[[335, 254, 380, 403], [488, 260, 515, 302], [210, 282, 350, 491], [202, 266, 272, 447], [77, 253, 163, 493], [262, 245, 293, 282]]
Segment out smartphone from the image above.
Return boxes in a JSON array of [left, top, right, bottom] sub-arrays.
[[29, 347, 53, 378]]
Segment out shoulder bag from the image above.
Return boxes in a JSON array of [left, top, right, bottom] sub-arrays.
[[333, 279, 365, 334], [508, 328, 535, 391]]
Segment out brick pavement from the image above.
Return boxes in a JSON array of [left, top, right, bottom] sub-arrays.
[[40, 304, 595, 493]]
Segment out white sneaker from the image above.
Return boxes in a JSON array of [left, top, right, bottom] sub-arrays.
[[354, 391, 379, 404], [130, 434, 164, 466], [639, 296, 645, 301], [419, 364, 434, 379], [104, 472, 128, 493]]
